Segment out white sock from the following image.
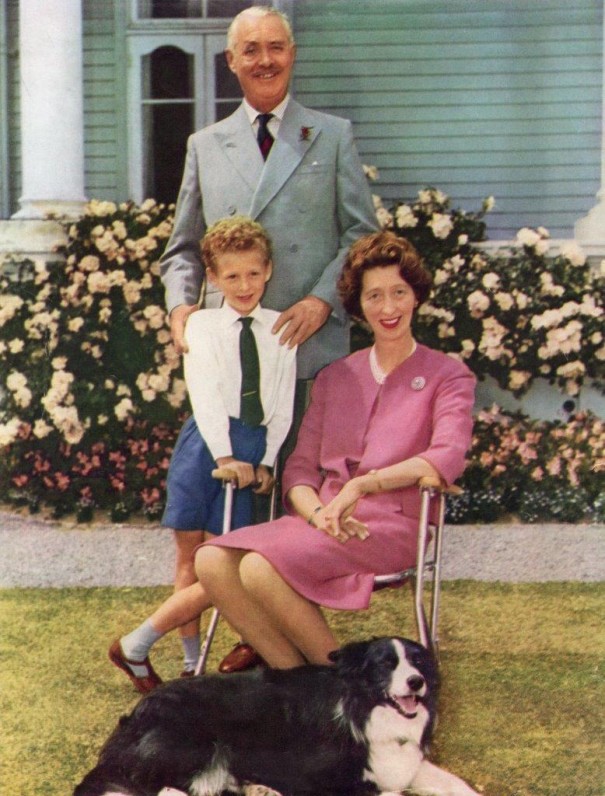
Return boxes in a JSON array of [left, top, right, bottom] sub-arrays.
[[120, 619, 163, 662]]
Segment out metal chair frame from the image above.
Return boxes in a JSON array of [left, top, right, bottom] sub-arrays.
[[195, 470, 459, 674]]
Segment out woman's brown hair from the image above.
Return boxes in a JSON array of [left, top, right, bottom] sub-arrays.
[[337, 231, 432, 320]]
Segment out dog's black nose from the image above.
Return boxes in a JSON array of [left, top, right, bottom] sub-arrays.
[[407, 675, 425, 692]]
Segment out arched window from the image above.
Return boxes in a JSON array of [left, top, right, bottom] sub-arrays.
[[142, 46, 194, 203]]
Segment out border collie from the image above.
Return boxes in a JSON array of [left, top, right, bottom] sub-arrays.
[[74, 636, 478, 796]]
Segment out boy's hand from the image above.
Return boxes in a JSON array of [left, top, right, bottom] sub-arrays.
[[253, 465, 275, 495], [215, 456, 256, 489], [169, 304, 198, 354]]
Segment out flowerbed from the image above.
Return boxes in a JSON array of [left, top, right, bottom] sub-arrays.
[[0, 190, 603, 522]]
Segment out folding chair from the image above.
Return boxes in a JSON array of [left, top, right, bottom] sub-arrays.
[[195, 470, 461, 673], [372, 476, 462, 657], [194, 466, 278, 675]]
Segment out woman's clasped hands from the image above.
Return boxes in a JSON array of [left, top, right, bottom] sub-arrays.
[[312, 478, 370, 544]]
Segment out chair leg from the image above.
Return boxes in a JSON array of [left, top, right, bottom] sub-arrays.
[[414, 485, 433, 650], [193, 478, 235, 675], [429, 491, 447, 657]]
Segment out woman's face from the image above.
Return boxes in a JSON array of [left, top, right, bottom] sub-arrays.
[[359, 264, 417, 344]]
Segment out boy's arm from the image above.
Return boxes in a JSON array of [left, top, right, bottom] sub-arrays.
[[261, 343, 298, 467], [183, 314, 233, 462]]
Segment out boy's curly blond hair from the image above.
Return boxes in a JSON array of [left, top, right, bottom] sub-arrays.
[[201, 216, 272, 273]]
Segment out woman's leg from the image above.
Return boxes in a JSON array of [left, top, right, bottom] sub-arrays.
[[239, 552, 338, 666], [195, 546, 338, 668]]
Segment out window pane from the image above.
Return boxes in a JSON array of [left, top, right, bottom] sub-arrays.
[[144, 47, 193, 100], [207, 1, 252, 18], [144, 103, 193, 204], [215, 51, 241, 100], [146, 0, 202, 18]]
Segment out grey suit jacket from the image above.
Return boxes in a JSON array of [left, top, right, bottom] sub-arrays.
[[160, 99, 378, 378]]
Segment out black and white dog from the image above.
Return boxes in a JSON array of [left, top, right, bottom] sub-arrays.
[[74, 637, 478, 796]]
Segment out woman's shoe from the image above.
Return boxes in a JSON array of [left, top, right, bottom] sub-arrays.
[[218, 642, 265, 673], [108, 639, 163, 694]]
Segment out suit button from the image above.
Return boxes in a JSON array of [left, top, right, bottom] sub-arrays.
[[228, 206, 237, 215], [290, 244, 299, 252]]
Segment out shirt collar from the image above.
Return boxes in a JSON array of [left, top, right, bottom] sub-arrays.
[[243, 94, 290, 125], [221, 302, 266, 327]]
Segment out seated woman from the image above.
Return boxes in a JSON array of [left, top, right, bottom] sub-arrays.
[[194, 230, 476, 669], [108, 231, 475, 692]]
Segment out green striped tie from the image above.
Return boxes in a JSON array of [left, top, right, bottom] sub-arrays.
[[239, 317, 264, 426]]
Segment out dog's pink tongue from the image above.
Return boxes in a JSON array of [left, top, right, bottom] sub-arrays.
[[395, 695, 418, 715]]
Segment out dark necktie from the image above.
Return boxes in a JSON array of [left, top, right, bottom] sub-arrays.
[[257, 113, 274, 160], [238, 317, 264, 426]]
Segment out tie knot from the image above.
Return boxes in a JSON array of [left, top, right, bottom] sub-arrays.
[[239, 316, 253, 330], [257, 113, 273, 128]]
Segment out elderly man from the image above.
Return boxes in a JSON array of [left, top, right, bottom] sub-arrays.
[[161, 6, 377, 375], [159, 5, 378, 675]]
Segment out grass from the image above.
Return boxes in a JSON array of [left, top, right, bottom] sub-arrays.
[[1, 582, 603, 796]]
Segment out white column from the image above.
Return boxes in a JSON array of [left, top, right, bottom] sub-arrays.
[[13, 0, 87, 219], [574, 9, 605, 250]]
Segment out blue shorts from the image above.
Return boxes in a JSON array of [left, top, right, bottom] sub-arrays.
[[161, 415, 267, 534]]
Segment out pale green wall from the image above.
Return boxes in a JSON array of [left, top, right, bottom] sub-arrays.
[[291, 0, 603, 239], [2, 0, 603, 241]]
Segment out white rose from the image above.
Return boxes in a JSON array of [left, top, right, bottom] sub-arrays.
[[559, 241, 586, 267], [395, 204, 418, 228], [428, 213, 454, 240]]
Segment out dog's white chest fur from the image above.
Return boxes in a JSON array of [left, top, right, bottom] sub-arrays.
[[363, 703, 426, 791]]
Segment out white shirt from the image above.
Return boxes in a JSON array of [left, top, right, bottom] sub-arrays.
[[183, 303, 297, 467], [243, 94, 290, 142]]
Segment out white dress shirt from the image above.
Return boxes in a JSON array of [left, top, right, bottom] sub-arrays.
[[243, 94, 290, 142], [184, 303, 297, 467]]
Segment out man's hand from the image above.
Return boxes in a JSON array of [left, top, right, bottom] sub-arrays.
[[272, 296, 331, 348], [170, 304, 198, 354]]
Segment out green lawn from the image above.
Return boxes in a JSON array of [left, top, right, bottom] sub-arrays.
[[1, 582, 603, 796]]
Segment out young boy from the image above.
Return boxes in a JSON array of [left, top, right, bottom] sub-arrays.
[[109, 217, 297, 689]]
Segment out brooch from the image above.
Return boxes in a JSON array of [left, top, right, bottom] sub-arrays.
[[411, 376, 426, 391], [300, 126, 314, 142]]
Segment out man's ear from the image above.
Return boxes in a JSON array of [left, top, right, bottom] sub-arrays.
[[264, 260, 273, 282], [206, 266, 218, 286], [225, 48, 236, 75]]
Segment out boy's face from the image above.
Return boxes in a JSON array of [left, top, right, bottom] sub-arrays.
[[207, 247, 272, 316]]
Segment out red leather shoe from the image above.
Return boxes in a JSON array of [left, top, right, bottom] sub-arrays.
[[109, 639, 163, 694], [218, 642, 265, 674]]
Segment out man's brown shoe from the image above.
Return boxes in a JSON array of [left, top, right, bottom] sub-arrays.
[[218, 642, 265, 674], [109, 639, 163, 694]]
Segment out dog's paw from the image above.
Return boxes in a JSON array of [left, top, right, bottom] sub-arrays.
[[243, 784, 283, 796]]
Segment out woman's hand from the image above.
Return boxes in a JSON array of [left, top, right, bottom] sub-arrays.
[[253, 465, 275, 496], [314, 479, 369, 543]]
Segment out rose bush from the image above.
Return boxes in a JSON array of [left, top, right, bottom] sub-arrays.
[[371, 185, 605, 397], [0, 191, 602, 522]]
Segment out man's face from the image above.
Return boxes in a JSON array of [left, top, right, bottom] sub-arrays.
[[226, 14, 296, 113]]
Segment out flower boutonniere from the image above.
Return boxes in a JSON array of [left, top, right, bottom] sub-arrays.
[[300, 126, 314, 142]]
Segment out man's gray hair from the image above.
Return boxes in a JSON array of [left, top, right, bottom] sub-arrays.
[[227, 6, 294, 51]]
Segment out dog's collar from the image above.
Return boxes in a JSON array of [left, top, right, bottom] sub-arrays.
[[382, 693, 419, 720]]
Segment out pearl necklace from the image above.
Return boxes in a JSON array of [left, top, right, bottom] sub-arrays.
[[369, 341, 417, 385]]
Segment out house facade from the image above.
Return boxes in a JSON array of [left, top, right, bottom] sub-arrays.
[[0, 0, 603, 419], [1, 0, 603, 240]]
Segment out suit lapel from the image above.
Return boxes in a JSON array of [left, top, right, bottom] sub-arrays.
[[213, 105, 264, 192], [249, 100, 321, 219]]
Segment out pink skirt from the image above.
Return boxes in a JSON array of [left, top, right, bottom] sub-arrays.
[[203, 511, 417, 610]]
